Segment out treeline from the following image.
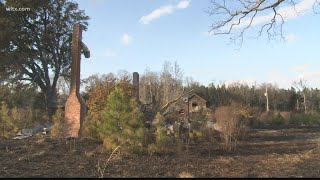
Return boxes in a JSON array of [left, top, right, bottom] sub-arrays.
[[137, 61, 320, 114], [190, 83, 320, 113]]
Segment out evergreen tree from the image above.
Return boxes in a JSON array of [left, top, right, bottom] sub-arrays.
[[97, 86, 144, 152]]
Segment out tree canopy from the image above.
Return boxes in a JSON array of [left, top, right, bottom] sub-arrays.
[[0, 0, 89, 117]]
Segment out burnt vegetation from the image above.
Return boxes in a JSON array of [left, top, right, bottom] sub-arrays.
[[1, 0, 320, 178]]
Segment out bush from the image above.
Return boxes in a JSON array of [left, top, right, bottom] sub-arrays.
[[214, 106, 238, 151], [51, 108, 66, 138], [255, 111, 320, 128], [189, 108, 208, 142], [11, 107, 34, 130], [254, 111, 288, 128], [146, 112, 185, 154], [0, 102, 18, 139], [214, 104, 252, 151], [147, 112, 173, 154], [82, 111, 100, 139], [270, 113, 285, 126], [290, 113, 320, 126]]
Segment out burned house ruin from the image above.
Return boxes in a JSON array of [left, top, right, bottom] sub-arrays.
[[132, 72, 213, 129]]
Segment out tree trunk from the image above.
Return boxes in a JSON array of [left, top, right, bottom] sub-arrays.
[[303, 93, 307, 114], [266, 87, 269, 112], [45, 85, 57, 121]]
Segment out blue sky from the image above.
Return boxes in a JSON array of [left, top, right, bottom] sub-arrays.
[[75, 0, 320, 89]]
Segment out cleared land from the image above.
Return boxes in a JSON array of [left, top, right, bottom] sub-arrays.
[[1, 127, 320, 178]]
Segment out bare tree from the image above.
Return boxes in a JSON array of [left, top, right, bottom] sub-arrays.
[[207, 0, 320, 45], [265, 86, 270, 112], [139, 62, 186, 116], [293, 78, 308, 114], [160, 61, 184, 106], [139, 68, 161, 109], [214, 103, 253, 151]]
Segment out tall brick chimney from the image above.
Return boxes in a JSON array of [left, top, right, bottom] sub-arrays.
[[133, 72, 139, 102], [64, 24, 89, 138]]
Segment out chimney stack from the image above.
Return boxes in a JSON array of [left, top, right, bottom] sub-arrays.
[[133, 72, 139, 102]]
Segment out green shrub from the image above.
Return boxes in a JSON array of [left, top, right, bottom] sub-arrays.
[[0, 102, 17, 139], [11, 107, 23, 130], [51, 108, 66, 138], [146, 143, 158, 155], [10, 107, 34, 130], [148, 112, 172, 153], [146, 112, 183, 154], [255, 111, 289, 128], [290, 113, 320, 126], [254, 111, 272, 128], [82, 111, 100, 139], [190, 108, 208, 142], [270, 114, 285, 126]]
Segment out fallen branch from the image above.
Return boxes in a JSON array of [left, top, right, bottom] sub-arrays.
[[304, 146, 320, 156]]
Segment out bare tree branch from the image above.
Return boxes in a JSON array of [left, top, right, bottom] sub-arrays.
[[313, 0, 320, 13], [160, 88, 194, 115], [207, 0, 319, 45], [160, 87, 185, 114]]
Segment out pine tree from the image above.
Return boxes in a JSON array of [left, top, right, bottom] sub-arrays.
[[147, 112, 175, 154], [98, 86, 144, 152]]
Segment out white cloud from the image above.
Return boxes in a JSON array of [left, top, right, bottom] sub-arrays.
[[121, 33, 132, 45], [139, 6, 174, 25], [177, 0, 190, 9], [285, 33, 298, 43], [234, 0, 315, 29], [139, 0, 191, 25]]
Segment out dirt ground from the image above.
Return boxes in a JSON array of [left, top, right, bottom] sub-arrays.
[[1, 127, 320, 178]]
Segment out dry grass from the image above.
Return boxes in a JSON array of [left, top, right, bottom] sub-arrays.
[[178, 171, 194, 178]]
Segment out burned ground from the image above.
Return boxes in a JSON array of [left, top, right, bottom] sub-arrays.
[[1, 127, 319, 178]]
